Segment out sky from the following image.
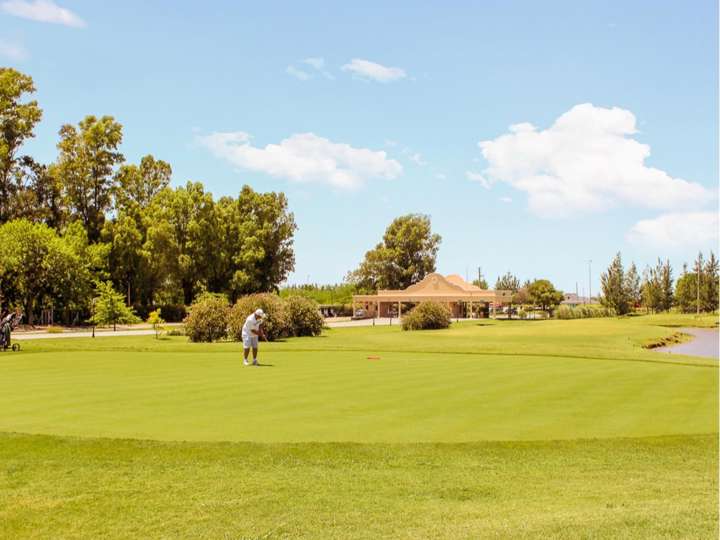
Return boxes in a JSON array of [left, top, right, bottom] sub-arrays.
[[1, 0, 718, 294]]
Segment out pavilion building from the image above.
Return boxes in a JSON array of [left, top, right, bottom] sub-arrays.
[[352, 273, 513, 319]]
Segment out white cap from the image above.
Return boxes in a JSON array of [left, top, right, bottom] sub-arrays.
[[255, 308, 265, 317]]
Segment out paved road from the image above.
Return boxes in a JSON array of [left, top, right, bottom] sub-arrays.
[[14, 329, 160, 340], [12, 318, 404, 340]]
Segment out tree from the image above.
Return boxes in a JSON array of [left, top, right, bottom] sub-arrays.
[[348, 214, 441, 291], [146, 309, 165, 339], [213, 185, 297, 299], [600, 253, 630, 315], [495, 272, 520, 292], [12, 159, 67, 228], [674, 252, 720, 313], [702, 252, 719, 312], [641, 265, 662, 313], [57, 115, 124, 242], [659, 259, 674, 312], [0, 68, 43, 223], [674, 273, 699, 313], [0, 219, 93, 323], [113, 155, 172, 214], [89, 281, 140, 331], [527, 279, 563, 315], [624, 262, 641, 310]]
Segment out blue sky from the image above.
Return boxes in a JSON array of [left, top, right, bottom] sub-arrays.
[[1, 0, 717, 293]]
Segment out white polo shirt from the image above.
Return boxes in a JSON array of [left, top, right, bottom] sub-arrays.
[[241, 313, 263, 338]]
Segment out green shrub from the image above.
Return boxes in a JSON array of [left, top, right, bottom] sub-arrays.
[[401, 302, 451, 331], [166, 327, 185, 336], [229, 293, 291, 342], [46, 326, 64, 334], [555, 304, 617, 319], [183, 293, 229, 342], [158, 304, 187, 323], [285, 296, 324, 336]]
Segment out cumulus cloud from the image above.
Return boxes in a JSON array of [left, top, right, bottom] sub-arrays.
[[198, 131, 403, 190], [626, 212, 719, 249], [286, 65, 311, 81], [1, 0, 85, 27], [500, 196, 512, 203], [342, 59, 406, 82], [476, 103, 712, 217], [0, 38, 27, 60]]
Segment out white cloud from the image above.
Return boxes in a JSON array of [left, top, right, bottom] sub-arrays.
[[409, 152, 426, 166], [302, 57, 334, 80], [626, 212, 719, 249], [198, 131, 403, 190], [500, 196, 513, 203], [476, 103, 712, 218], [0, 38, 27, 60], [303, 57, 324, 70], [435, 173, 447, 181], [341, 58, 406, 82], [1, 0, 85, 27], [286, 65, 311, 81], [466, 171, 492, 189]]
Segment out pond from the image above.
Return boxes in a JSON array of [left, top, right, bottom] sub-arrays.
[[655, 328, 719, 359]]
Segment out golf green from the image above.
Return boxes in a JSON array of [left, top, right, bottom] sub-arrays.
[[0, 314, 716, 442]]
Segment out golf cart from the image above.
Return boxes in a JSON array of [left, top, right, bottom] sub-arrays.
[[0, 309, 22, 352]]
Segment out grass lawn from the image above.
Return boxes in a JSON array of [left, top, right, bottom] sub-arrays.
[[0, 313, 717, 538]]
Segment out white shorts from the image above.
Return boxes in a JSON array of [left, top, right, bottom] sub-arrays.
[[242, 334, 259, 349]]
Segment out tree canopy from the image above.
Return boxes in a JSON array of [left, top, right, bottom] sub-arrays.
[[348, 214, 441, 291]]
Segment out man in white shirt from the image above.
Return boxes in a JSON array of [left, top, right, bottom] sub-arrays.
[[242, 308, 267, 366]]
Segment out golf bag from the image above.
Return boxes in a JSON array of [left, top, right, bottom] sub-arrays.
[[0, 311, 22, 352]]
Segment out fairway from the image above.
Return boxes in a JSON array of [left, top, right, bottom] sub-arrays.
[[1, 314, 718, 538]]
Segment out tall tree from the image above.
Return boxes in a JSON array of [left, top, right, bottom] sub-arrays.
[[0, 68, 43, 223], [600, 253, 630, 315], [57, 115, 124, 242], [702, 252, 719, 312], [106, 155, 172, 306], [659, 258, 674, 312], [495, 272, 520, 292], [641, 265, 662, 313], [348, 214, 441, 291], [213, 185, 296, 299], [624, 262, 641, 310], [113, 155, 171, 214]]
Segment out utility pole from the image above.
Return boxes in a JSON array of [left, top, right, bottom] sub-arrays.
[[588, 260, 592, 304], [696, 257, 702, 316]]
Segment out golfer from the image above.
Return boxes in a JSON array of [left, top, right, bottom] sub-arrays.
[[242, 308, 267, 366]]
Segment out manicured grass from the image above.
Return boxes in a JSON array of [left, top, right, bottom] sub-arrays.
[[1, 314, 716, 442], [0, 313, 717, 538], [1, 433, 716, 539]]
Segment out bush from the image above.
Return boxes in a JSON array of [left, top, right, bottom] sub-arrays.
[[555, 304, 617, 319], [228, 293, 291, 342], [285, 296, 324, 337], [183, 293, 229, 342], [158, 304, 187, 323], [401, 301, 451, 331]]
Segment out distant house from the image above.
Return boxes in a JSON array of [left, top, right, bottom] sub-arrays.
[[352, 273, 513, 319], [562, 293, 595, 306]]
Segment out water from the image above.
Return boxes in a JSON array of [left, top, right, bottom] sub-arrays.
[[655, 327, 719, 359]]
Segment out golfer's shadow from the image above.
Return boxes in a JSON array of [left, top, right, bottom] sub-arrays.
[[253, 363, 274, 367]]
